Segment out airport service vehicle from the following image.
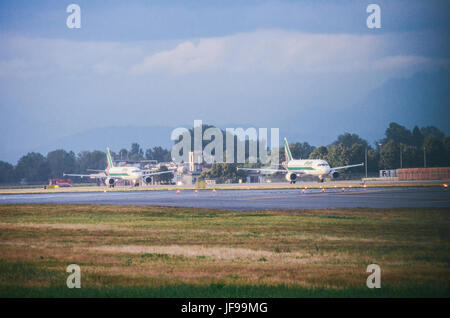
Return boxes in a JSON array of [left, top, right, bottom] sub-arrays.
[[48, 178, 72, 187], [64, 148, 174, 187], [239, 138, 364, 183]]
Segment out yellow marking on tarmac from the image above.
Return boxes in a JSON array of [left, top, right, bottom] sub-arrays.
[[418, 200, 450, 204]]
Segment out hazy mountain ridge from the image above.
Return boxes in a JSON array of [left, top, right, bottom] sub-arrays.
[[1, 71, 448, 164]]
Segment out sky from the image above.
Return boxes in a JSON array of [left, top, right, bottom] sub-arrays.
[[0, 0, 449, 163]]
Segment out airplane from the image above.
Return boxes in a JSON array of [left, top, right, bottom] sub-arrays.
[[64, 147, 175, 187], [238, 138, 364, 183]]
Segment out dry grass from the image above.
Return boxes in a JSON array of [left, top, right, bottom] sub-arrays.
[[0, 204, 449, 296]]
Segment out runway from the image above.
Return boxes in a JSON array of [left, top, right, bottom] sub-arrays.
[[1, 187, 449, 210]]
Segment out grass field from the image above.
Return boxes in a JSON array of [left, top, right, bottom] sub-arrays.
[[0, 204, 449, 297]]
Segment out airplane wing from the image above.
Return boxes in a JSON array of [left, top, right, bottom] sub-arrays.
[[237, 168, 287, 174], [63, 173, 106, 179], [332, 163, 364, 170], [142, 170, 176, 177]]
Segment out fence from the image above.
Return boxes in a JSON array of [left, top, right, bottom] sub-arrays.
[[397, 167, 450, 180]]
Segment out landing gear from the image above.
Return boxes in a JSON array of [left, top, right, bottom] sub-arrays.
[[290, 181, 296, 184], [319, 178, 324, 183]]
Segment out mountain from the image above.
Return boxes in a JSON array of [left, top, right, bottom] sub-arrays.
[[2, 71, 448, 164], [346, 70, 450, 143]]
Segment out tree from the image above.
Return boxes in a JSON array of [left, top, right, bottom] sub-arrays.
[[78, 150, 106, 172], [423, 136, 445, 167], [411, 126, 423, 148], [332, 133, 368, 149], [401, 144, 421, 168], [128, 142, 144, 161], [309, 146, 328, 160], [420, 126, 445, 140], [367, 148, 379, 172], [325, 144, 351, 168], [146, 146, 171, 162], [200, 163, 246, 183], [129, 143, 144, 161], [279, 142, 315, 162], [348, 143, 366, 173], [0, 161, 16, 183], [379, 140, 399, 169], [47, 149, 77, 178], [443, 137, 450, 166], [15, 152, 50, 182], [118, 148, 129, 161], [384, 122, 412, 145]]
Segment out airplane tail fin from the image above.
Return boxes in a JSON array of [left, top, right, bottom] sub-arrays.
[[284, 138, 293, 162], [106, 147, 114, 169]]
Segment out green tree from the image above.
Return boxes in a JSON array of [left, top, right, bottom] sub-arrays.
[[325, 144, 351, 168], [0, 161, 16, 183], [379, 140, 399, 169], [47, 149, 77, 178], [77, 150, 106, 172], [309, 146, 328, 159], [200, 163, 246, 183], [348, 143, 365, 173], [420, 126, 445, 140], [146, 146, 171, 162], [279, 142, 315, 162], [443, 137, 450, 166], [15, 152, 50, 182], [412, 126, 423, 148], [384, 122, 413, 145], [401, 144, 421, 168], [118, 148, 129, 161], [367, 148, 379, 172], [332, 133, 368, 148], [423, 136, 445, 167], [129, 143, 144, 161]]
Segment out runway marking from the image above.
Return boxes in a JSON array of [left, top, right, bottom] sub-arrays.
[[239, 189, 389, 200], [240, 195, 293, 200]]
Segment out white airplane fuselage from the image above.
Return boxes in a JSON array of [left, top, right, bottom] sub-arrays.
[[284, 159, 331, 177], [106, 166, 143, 182]]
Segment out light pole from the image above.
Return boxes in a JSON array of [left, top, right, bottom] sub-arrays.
[[365, 147, 368, 178], [399, 144, 403, 169], [423, 147, 426, 168]]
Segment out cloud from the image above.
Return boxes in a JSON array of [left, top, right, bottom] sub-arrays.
[[0, 30, 447, 79], [0, 34, 145, 78], [130, 30, 448, 75]]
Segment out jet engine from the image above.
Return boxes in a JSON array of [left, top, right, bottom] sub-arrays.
[[285, 172, 297, 184], [330, 171, 340, 179], [106, 178, 115, 187], [144, 176, 152, 184]]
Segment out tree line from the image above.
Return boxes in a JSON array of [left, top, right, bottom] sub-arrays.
[[0, 144, 171, 183], [282, 123, 449, 174], [200, 123, 450, 182], [0, 122, 449, 183]]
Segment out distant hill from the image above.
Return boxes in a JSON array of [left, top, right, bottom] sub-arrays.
[[2, 71, 448, 164], [345, 70, 450, 143]]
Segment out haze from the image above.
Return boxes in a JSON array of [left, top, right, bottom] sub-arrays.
[[0, 0, 449, 163]]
